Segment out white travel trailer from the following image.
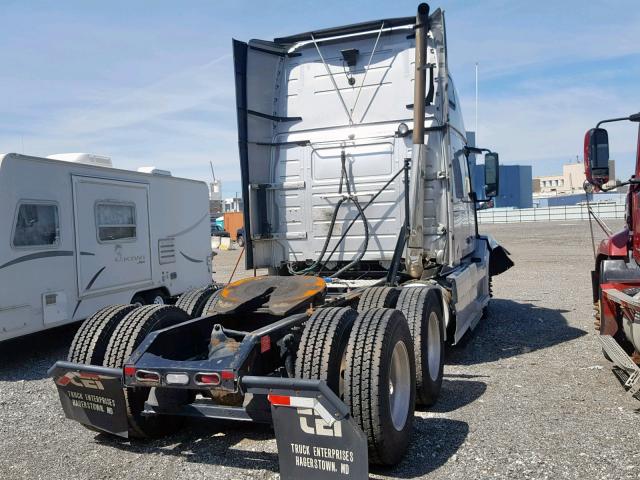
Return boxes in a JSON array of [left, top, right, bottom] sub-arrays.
[[0, 152, 212, 342]]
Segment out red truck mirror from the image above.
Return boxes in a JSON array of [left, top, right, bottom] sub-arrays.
[[584, 128, 610, 187]]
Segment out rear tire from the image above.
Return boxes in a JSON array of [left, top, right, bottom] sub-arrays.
[[68, 304, 138, 365], [103, 305, 190, 438], [174, 286, 218, 318], [344, 308, 415, 466], [201, 289, 222, 315], [396, 286, 444, 407], [357, 286, 400, 311], [237, 235, 245, 247], [295, 307, 357, 397]]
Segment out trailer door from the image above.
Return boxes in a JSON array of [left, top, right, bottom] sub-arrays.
[[72, 176, 152, 297]]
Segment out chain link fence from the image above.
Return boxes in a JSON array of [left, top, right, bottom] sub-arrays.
[[478, 202, 626, 224]]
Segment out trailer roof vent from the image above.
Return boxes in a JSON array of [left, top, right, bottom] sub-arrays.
[[137, 166, 172, 176], [47, 153, 112, 168]]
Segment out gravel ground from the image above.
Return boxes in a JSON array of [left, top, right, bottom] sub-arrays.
[[1, 222, 639, 480]]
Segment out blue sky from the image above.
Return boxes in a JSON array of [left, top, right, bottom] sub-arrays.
[[1, 0, 639, 197]]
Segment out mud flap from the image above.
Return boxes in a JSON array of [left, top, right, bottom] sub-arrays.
[[480, 234, 514, 276], [242, 376, 368, 479], [48, 361, 129, 437]]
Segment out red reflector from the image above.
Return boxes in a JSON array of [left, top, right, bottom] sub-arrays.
[[195, 373, 221, 385], [260, 335, 271, 353], [268, 394, 291, 406], [221, 370, 235, 380], [123, 365, 136, 376]]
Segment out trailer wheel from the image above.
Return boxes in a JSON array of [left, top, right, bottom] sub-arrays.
[[68, 304, 138, 365], [131, 294, 146, 307], [344, 308, 415, 466], [396, 286, 444, 406], [145, 291, 166, 305], [201, 289, 222, 315], [103, 305, 190, 438], [174, 285, 218, 318], [295, 307, 357, 397], [357, 286, 400, 311]]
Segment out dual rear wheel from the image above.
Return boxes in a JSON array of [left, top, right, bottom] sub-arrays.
[[68, 304, 191, 438], [296, 285, 444, 465], [174, 285, 219, 318]]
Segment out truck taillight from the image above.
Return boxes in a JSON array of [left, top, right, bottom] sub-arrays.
[[194, 372, 221, 386], [135, 370, 160, 385], [165, 373, 190, 385], [221, 370, 235, 380], [123, 365, 136, 377]]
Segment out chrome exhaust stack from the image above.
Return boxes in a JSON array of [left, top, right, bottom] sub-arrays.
[[407, 3, 430, 278]]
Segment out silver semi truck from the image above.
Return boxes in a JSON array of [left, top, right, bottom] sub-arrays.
[[49, 4, 512, 477]]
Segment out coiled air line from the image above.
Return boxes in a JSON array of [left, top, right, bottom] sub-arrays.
[[288, 149, 370, 277]]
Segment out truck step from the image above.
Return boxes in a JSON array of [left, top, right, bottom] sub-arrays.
[[602, 288, 640, 311], [612, 369, 640, 400], [598, 335, 640, 397]]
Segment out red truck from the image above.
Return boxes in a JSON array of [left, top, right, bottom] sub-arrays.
[[586, 111, 640, 394]]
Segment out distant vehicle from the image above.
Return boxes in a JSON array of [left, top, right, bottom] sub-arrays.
[[0, 152, 212, 342], [210, 224, 230, 237], [585, 111, 640, 393], [476, 199, 494, 210], [236, 227, 245, 246]]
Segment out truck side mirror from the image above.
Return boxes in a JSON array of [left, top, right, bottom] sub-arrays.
[[584, 128, 610, 186], [484, 152, 499, 198]]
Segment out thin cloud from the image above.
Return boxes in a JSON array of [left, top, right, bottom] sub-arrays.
[[53, 54, 234, 135]]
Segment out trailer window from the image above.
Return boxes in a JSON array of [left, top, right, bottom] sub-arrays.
[[13, 203, 60, 248], [95, 203, 136, 242]]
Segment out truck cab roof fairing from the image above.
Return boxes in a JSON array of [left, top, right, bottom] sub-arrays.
[[273, 15, 416, 46], [233, 9, 448, 270]]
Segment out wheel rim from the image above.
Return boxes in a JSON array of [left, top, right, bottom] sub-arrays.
[[388, 340, 411, 431], [152, 295, 165, 305], [427, 311, 441, 381], [338, 348, 347, 400]]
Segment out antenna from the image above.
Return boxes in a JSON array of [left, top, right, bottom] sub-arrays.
[[475, 62, 479, 144], [209, 161, 216, 181]]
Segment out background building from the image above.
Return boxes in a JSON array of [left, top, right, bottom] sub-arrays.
[[209, 178, 223, 216], [533, 191, 626, 208], [222, 197, 243, 213], [467, 131, 533, 208], [472, 164, 533, 208], [533, 160, 616, 195]]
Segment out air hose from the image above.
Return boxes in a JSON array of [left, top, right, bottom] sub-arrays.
[[288, 149, 370, 276]]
